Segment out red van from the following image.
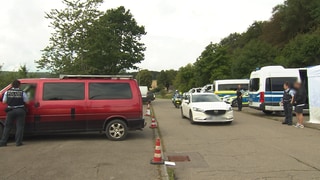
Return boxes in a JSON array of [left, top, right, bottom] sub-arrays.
[[0, 75, 145, 141]]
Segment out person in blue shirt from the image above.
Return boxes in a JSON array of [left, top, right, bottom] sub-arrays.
[[0, 80, 29, 147], [282, 82, 295, 125]]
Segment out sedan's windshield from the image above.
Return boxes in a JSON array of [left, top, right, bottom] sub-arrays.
[[192, 94, 221, 103]]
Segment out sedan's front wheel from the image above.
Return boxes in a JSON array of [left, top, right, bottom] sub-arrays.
[[181, 108, 186, 119], [189, 111, 195, 124], [105, 119, 128, 141]]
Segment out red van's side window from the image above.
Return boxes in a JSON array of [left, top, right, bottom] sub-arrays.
[[89, 83, 132, 100], [43, 83, 85, 100]]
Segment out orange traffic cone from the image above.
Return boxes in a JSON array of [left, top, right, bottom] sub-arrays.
[[151, 138, 164, 164], [149, 121, 157, 128], [145, 105, 151, 116], [149, 117, 157, 128]]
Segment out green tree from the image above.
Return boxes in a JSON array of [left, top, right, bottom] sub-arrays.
[[17, 65, 28, 78], [0, 72, 19, 89], [278, 29, 320, 67], [174, 64, 196, 92], [157, 69, 177, 91], [36, 0, 146, 75], [232, 40, 277, 78], [194, 43, 231, 86], [37, 0, 103, 74], [136, 70, 152, 88], [83, 6, 146, 74]]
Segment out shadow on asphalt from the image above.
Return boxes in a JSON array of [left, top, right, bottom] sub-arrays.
[[10, 131, 149, 142], [191, 121, 236, 126]]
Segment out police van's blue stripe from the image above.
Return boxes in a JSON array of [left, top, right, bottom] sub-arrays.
[[249, 91, 283, 103]]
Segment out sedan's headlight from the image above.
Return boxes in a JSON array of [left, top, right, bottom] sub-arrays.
[[193, 107, 205, 112]]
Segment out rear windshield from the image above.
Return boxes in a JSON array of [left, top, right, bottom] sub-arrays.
[[89, 83, 132, 100], [218, 84, 248, 91], [249, 78, 260, 92], [265, 77, 297, 91]]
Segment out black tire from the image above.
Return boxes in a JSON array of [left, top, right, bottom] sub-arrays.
[[263, 110, 273, 115], [0, 123, 3, 139], [189, 111, 195, 124], [105, 119, 128, 141], [181, 108, 186, 119], [231, 100, 238, 107]]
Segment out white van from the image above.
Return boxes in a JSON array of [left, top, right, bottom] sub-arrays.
[[200, 84, 214, 93], [213, 79, 249, 106], [248, 66, 300, 114], [214, 79, 249, 96], [139, 86, 148, 102]]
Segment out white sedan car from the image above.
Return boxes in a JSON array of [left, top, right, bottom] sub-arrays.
[[181, 93, 234, 124]]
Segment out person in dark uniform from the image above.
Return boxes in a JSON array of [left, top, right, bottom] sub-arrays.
[[236, 85, 243, 111], [281, 82, 295, 125], [293, 81, 307, 128], [0, 80, 28, 147]]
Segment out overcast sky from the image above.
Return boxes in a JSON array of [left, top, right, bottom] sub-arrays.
[[0, 0, 284, 72]]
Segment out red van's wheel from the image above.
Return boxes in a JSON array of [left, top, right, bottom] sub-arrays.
[[105, 119, 128, 141], [0, 124, 3, 139]]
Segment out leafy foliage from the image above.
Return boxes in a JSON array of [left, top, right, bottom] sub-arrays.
[[173, 64, 196, 92], [172, 0, 320, 92], [36, 0, 146, 75], [157, 70, 177, 91], [136, 69, 152, 88]]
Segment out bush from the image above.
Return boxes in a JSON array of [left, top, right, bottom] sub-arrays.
[[160, 89, 167, 97]]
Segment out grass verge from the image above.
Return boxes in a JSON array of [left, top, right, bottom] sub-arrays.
[[167, 168, 175, 180]]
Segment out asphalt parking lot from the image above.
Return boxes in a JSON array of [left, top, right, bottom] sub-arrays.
[[154, 99, 320, 180], [0, 106, 159, 180]]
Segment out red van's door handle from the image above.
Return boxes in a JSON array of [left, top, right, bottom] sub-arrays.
[[34, 102, 40, 108]]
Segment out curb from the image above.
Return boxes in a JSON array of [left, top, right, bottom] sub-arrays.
[[149, 103, 170, 180]]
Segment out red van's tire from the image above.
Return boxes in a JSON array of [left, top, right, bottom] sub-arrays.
[[0, 124, 3, 139], [105, 119, 128, 141]]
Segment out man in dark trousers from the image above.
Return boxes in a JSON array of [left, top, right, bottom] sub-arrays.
[[282, 82, 295, 125], [293, 81, 307, 128], [0, 80, 28, 147], [236, 85, 243, 111]]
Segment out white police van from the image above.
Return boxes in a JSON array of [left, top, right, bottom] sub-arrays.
[[248, 66, 300, 114]]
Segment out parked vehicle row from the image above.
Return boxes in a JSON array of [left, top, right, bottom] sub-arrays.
[[198, 79, 249, 107]]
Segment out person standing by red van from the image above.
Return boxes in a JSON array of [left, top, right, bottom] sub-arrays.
[[0, 80, 28, 147]]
